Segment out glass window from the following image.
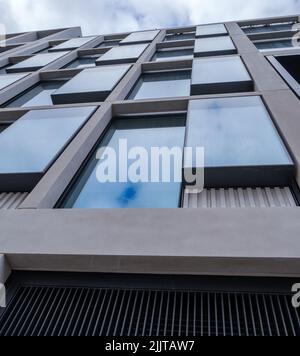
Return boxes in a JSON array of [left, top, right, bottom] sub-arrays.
[[62, 116, 186, 208], [255, 39, 295, 50], [191, 56, 252, 95], [128, 71, 191, 100], [152, 48, 194, 62], [6, 52, 69, 73], [63, 56, 99, 69], [194, 36, 236, 57], [196, 24, 227, 38], [52, 64, 131, 104], [96, 44, 148, 65], [0, 73, 28, 90], [243, 23, 295, 34], [6, 81, 66, 108], [185, 96, 294, 187], [50, 37, 96, 51], [0, 106, 97, 191], [120, 30, 159, 44], [96, 40, 120, 48], [164, 33, 195, 42]]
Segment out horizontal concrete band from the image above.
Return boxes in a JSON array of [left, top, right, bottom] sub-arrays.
[[1, 208, 300, 277]]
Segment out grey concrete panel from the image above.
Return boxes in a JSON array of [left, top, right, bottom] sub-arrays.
[[263, 90, 300, 185], [1, 208, 300, 276]]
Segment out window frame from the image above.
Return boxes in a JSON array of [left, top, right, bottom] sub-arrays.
[[127, 69, 192, 101], [191, 55, 254, 95], [184, 95, 295, 188], [58, 113, 187, 209], [0, 106, 98, 192]]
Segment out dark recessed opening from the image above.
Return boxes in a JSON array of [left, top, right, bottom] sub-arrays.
[[277, 55, 300, 85]]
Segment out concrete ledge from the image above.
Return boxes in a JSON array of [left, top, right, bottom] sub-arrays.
[[1, 208, 300, 277]]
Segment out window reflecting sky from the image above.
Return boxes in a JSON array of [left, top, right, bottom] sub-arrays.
[[63, 116, 186, 208], [186, 96, 293, 168], [0, 107, 96, 173]]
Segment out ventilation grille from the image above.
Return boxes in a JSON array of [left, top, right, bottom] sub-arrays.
[[0, 286, 299, 336], [183, 187, 296, 208], [0, 193, 28, 209]]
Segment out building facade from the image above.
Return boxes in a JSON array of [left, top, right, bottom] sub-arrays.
[[0, 14, 300, 336]]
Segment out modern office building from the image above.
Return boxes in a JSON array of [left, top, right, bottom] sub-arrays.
[[0, 14, 300, 336]]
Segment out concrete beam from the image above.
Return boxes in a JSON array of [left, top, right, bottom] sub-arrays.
[[1, 208, 300, 277]]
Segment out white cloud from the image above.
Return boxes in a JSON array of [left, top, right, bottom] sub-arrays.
[[0, 0, 299, 35]]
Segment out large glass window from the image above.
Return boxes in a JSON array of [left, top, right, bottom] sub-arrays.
[[128, 71, 191, 100], [120, 30, 159, 44], [96, 44, 148, 65], [191, 56, 253, 95], [194, 36, 236, 57], [6, 81, 66, 108], [50, 37, 96, 51], [52, 64, 131, 104], [196, 24, 227, 38], [185, 96, 294, 187], [0, 73, 28, 90], [96, 40, 121, 48], [255, 39, 296, 50], [0, 106, 97, 191], [243, 23, 296, 34], [63, 56, 99, 69], [6, 52, 69, 73], [152, 48, 194, 62], [164, 33, 195, 42], [62, 115, 186, 208]]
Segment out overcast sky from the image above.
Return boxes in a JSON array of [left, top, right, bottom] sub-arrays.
[[0, 0, 299, 36]]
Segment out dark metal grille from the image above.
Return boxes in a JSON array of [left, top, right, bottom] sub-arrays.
[[0, 286, 299, 336]]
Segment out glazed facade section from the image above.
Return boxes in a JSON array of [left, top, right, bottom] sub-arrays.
[[0, 16, 300, 333]]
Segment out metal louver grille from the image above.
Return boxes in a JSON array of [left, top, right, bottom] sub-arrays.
[[0, 286, 299, 336], [183, 187, 297, 208], [0, 192, 29, 209]]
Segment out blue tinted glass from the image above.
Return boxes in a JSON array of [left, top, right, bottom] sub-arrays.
[[64, 57, 98, 69], [0, 107, 96, 174], [52, 65, 131, 104], [194, 36, 236, 56], [121, 30, 159, 44], [164, 33, 195, 42], [152, 49, 194, 62], [243, 23, 294, 34], [129, 71, 191, 100], [97, 44, 148, 63], [50, 37, 96, 51], [186, 96, 293, 168], [7, 52, 69, 72], [192, 56, 251, 86], [7, 81, 66, 108], [0, 73, 28, 90], [96, 40, 120, 48], [255, 39, 294, 50], [63, 116, 186, 208], [196, 24, 227, 37]]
